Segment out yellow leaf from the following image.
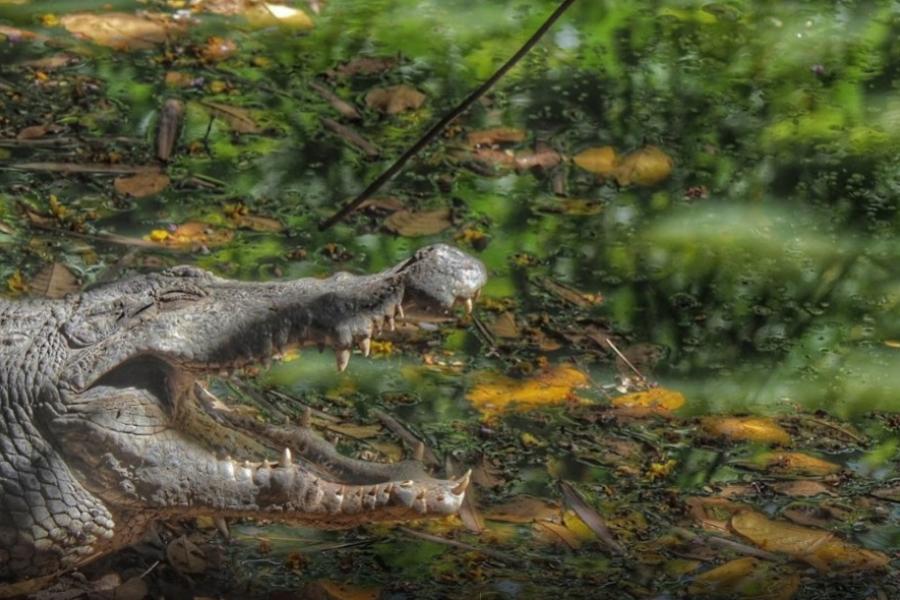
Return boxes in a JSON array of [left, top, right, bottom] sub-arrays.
[[145, 222, 233, 249], [611, 387, 685, 411], [754, 451, 840, 476], [730, 511, 889, 572], [466, 365, 589, 419], [148, 229, 169, 242], [573, 146, 618, 175], [690, 556, 759, 590], [6, 270, 27, 294], [315, 580, 379, 600], [245, 3, 314, 29], [701, 416, 792, 445], [614, 145, 673, 186]]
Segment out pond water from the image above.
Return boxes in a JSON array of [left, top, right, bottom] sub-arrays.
[[0, 0, 898, 598]]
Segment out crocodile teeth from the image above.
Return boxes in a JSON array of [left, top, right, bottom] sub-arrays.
[[220, 458, 235, 480], [336, 348, 351, 372], [299, 406, 312, 428], [372, 318, 382, 335], [386, 315, 395, 332], [280, 447, 292, 468], [214, 516, 230, 538], [451, 469, 472, 495], [413, 441, 425, 462], [465, 298, 473, 314], [359, 337, 371, 357], [396, 304, 404, 319]]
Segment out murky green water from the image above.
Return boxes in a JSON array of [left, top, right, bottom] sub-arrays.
[[0, 0, 898, 597]]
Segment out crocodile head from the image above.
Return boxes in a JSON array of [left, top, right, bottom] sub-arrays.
[[0, 244, 485, 591]]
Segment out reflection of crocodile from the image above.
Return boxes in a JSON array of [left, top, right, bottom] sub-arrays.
[[0, 244, 485, 596]]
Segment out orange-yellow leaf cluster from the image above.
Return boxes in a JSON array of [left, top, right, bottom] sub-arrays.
[[611, 387, 685, 411], [701, 416, 792, 445], [466, 365, 589, 419], [573, 145, 673, 186]]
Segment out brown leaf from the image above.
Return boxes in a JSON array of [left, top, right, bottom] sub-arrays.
[[365, 84, 426, 114], [559, 481, 624, 555], [384, 208, 451, 237], [514, 147, 562, 171], [484, 495, 560, 524], [490, 311, 520, 339], [730, 511, 889, 572], [16, 125, 50, 140], [232, 214, 284, 232], [686, 496, 749, 534], [467, 127, 526, 147], [60, 12, 183, 50], [772, 481, 836, 498], [200, 101, 262, 134], [157, 99, 184, 162], [540, 277, 603, 307], [306, 580, 379, 600], [329, 56, 398, 78], [200, 36, 238, 62], [166, 536, 207, 575], [29, 263, 79, 299], [114, 171, 170, 198]]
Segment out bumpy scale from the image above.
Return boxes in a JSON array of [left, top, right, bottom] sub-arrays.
[[0, 244, 486, 596]]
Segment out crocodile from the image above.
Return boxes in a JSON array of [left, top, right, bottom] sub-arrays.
[[0, 244, 486, 596]]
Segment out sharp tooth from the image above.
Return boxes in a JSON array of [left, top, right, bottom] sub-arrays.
[[474, 289, 481, 300], [299, 406, 312, 428], [451, 469, 472, 495], [399, 480, 414, 488], [386, 315, 395, 331], [214, 516, 230, 538], [336, 348, 351, 372], [413, 441, 425, 462], [221, 458, 235, 480], [465, 298, 474, 314], [396, 304, 404, 319], [280, 447, 292, 468], [359, 337, 371, 357], [373, 318, 382, 335]]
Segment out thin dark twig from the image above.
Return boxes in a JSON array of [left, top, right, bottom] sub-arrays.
[[318, 0, 579, 230]]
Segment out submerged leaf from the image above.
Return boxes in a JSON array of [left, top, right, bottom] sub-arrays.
[[466, 365, 589, 419], [701, 416, 792, 445], [730, 511, 889, 572], [60, 12, 183, 50], [384, 208, 451, 237], [199, 101, 263, 134], [753, 451, 840, 476], [29, 263, 79, 299], [573, 146, 618, 175], [114, 172, 170, 198], [365, 85, 426, 114], [614, 145, 673, 186], [611, 387, 685, 411]]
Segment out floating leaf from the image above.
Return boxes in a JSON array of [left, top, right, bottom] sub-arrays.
[[467, 127, 526, 147], [490, 311, 520, 339], [514, 147, 562, 171], [384, 208, 451, 237], [245, 3, 314, 29], [484, 496, 560, 524], [611, 387, 685, 411], [166, 536, 207, 575], [689, 557, 759, 592], [753, 451, 840, 476], [114, 171, 170, 198], [29, 263, 78, 299], [614, 145, 673, 186], [200, 101, 262, 134], [573, 146, 618, 175], [730, 511, 889, 572], [467, 365, 589, 419], [686, 496, 749, 534], [309, 580, 379, 600], [60, 12, 183, 50], [772, 481, 835, 498], [701, 416, 792, 445], [145, 222, 234, 249], [365, 85, 426, 114]]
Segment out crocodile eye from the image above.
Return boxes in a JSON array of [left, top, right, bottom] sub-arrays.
[[157, 289, 206, 309]]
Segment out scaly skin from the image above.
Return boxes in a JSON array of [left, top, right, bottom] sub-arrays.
[[0, 244, 486, 596]]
